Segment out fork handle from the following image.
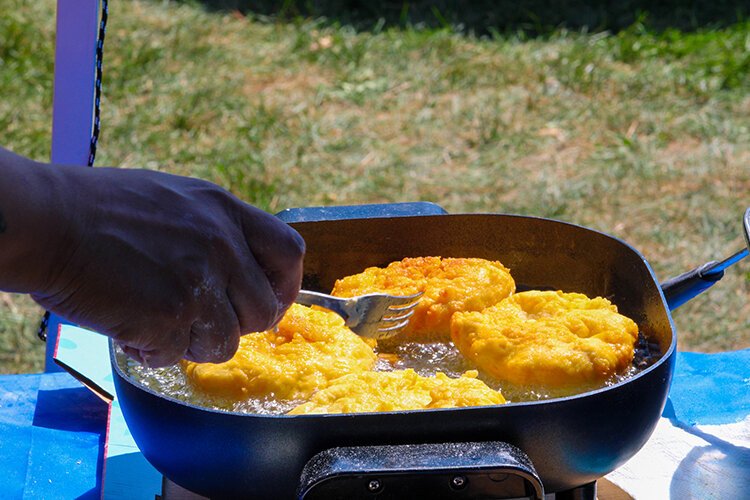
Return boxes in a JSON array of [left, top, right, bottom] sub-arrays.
[[294, 290, 352, 324]]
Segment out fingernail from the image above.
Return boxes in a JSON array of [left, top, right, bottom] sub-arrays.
[[273, 296, 291, 328], [265, 282, 284, 327], [119, 344, 145, 365], [141, 351, 153, 368]]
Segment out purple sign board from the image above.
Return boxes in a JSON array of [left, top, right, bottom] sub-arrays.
[[46, 0, 100, 371]]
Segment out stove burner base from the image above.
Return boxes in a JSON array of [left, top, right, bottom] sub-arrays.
[[156, 440, 620, 499], [158, 477, 602, 499]]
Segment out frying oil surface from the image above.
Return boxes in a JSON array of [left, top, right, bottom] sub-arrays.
[[125, 356, 305, 414], [124, 332, 658, 414]]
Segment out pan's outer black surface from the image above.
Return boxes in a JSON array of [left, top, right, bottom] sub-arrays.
[[111, 214, 676, 498]]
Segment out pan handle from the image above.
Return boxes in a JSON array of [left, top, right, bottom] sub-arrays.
[[297, 441, 544, 500], [275, 202, 448, 223], [661, 261, 724, 311], [662, 208, 750, 311]]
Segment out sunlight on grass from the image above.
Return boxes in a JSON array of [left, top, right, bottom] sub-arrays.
[[1, 0, 748, 372]]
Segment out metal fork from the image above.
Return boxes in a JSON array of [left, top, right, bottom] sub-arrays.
[[294, 290, 422, 340]]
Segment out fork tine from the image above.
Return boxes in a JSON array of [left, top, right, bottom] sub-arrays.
[[380, 308, 416, 323], [387, 301, 420, 312], [295, 289, 422, 340], [386, 298, 422, 313], [377, 317, 411, 333], [381, 291, 423, 306]]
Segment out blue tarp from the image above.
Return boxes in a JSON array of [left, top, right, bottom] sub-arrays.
[[0, 349, 748, 498], [0, 372, 106, 499], [667, 349, 750, 426]]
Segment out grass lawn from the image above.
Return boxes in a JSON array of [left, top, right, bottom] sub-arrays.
[[1, 0, 748, 373]]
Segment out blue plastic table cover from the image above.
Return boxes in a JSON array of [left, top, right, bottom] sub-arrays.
[[0, 371, 106, 499], [1, 349, 749, 499]]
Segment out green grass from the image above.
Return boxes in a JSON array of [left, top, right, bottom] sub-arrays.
[[1, 0, 749, 373]]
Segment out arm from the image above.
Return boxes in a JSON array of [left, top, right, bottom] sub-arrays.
[[0, 146, 305, 367], [0, 147, 75, 293]]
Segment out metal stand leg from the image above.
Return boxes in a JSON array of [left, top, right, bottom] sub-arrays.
[[555, 481, 597, 500]]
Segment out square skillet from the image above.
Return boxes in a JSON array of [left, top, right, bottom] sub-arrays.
[[111, 212, 676, 498]]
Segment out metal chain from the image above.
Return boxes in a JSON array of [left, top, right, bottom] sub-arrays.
[[88, 0, 108, 167], [38, 0, 109, 341]]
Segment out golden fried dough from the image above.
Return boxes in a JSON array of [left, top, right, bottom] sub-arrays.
[[288, 369, 505, 415], [183, 304, 376, 401], [332, 257, 515, 342], [451, 291, 639, 388]]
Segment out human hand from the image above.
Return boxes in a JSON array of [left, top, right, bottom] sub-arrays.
[[32, 166, 304, 367]]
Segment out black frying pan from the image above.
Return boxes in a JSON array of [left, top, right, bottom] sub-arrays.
[[111, 205, 749, 498]]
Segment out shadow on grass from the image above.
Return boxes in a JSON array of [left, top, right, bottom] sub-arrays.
[[187, 0, 748, 34]]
